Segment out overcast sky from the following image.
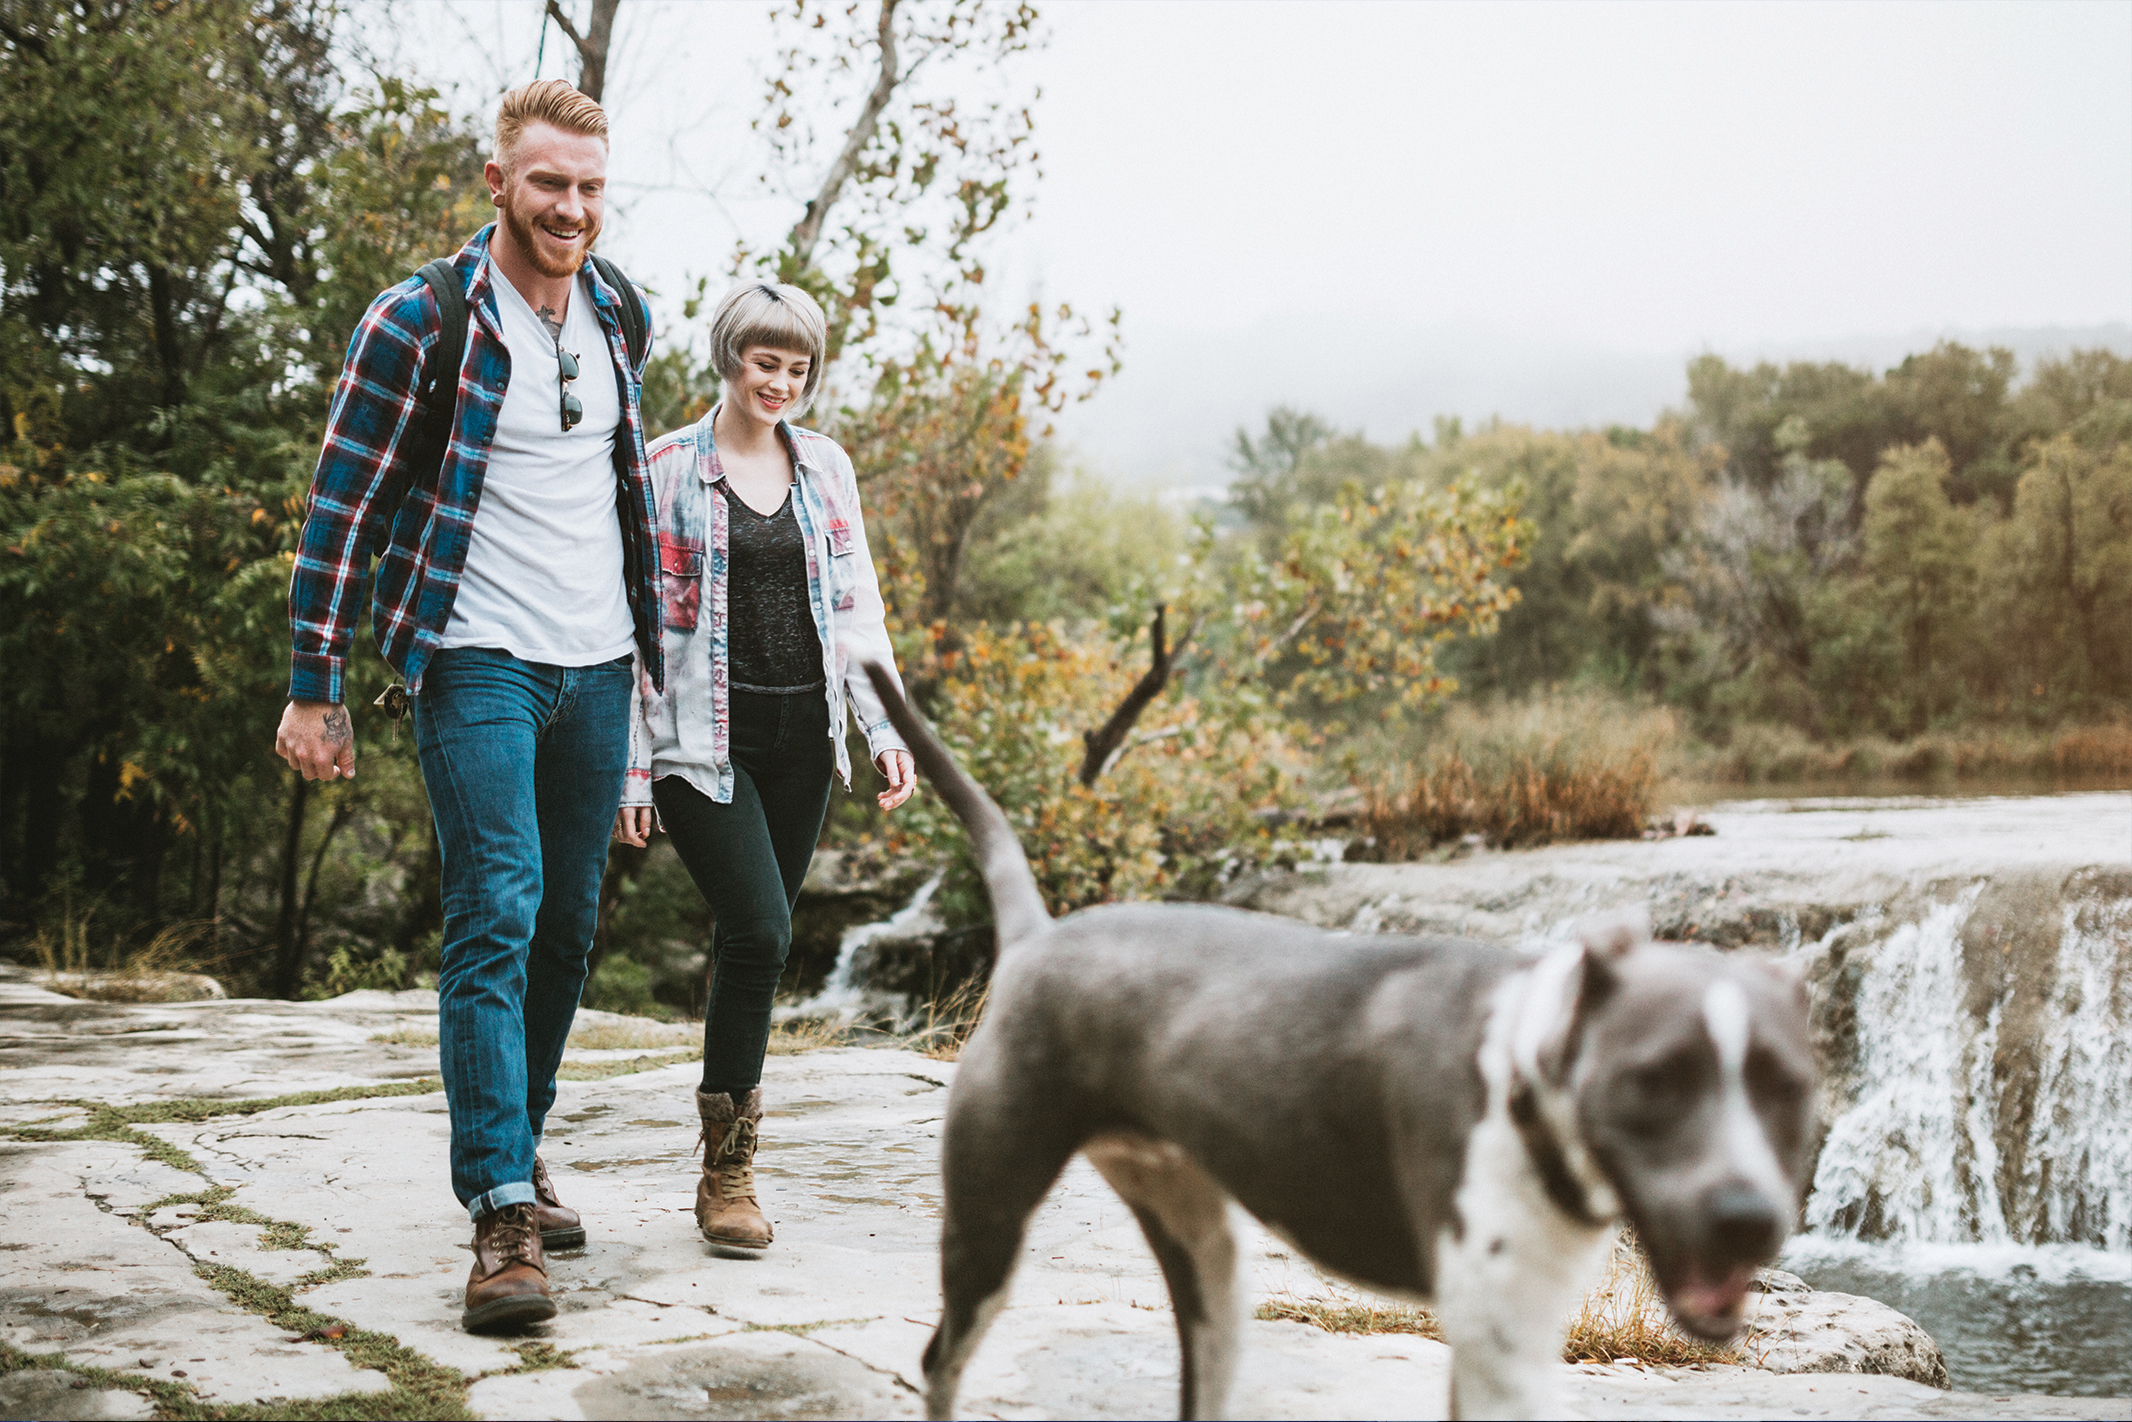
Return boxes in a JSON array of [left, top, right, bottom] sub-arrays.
[[384, 0, 2132, 487]]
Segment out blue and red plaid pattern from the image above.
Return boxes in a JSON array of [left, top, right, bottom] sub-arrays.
[[288, 224, 663, 703]]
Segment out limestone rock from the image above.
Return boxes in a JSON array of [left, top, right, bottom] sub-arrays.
[[1747, 1274, 1951, 1388]]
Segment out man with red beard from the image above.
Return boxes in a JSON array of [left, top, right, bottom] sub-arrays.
[[276, 80, 657, 1333]]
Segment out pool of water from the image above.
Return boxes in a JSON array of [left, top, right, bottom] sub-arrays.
[[1782, 1238, 2132, 1398]]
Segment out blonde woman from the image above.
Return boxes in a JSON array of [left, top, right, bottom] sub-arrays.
[[614, 281, 915, 1250]]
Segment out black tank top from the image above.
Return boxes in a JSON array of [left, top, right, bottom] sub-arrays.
[[720, 482, 825, 693]]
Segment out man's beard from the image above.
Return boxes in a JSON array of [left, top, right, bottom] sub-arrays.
[[500, 193, 599, 279]]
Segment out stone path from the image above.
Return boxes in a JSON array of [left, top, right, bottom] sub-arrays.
[[3, 967, 2126, 1421]]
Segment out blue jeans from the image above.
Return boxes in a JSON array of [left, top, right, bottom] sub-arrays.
[[414, 646, 633, 1219]]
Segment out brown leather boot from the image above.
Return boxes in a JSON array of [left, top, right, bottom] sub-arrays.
[[462, 1202, 556, 1333], [695, 1088, 772, 1249], [531, 1155, 585, 1250]]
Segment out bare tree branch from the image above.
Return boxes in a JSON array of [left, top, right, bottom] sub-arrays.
[[544, 0, 619, 102], [786, 0, 900, 268], [1078, 605, 1199, 787]]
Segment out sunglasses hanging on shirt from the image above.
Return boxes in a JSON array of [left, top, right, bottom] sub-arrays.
[[556, 344, 582, 432]]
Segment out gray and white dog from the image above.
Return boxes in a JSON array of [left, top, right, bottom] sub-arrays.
[[867, 668, 1815, 1421]]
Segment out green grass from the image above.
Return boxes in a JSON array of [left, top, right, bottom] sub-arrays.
[[741, 1316, 877, 1336], [554, 1049, 701, 1081]]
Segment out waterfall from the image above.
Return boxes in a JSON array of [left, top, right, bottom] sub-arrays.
[[1806, 886, 2010, 1243], [787, 871, 946, 1018], [1805, 872, 2132, 1249]]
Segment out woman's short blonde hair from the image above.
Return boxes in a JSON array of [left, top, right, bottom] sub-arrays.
[[710, 282, 829, 417]]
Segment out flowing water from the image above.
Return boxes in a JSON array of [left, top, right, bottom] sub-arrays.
[[781, 871, 945, 1022], [1769, 810, 2132, 1395]]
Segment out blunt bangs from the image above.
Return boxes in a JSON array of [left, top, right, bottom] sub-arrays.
[[710, 282, 829, 416]]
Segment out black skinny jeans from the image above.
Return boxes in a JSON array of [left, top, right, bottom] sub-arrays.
[[653, 689, 834, 1098]]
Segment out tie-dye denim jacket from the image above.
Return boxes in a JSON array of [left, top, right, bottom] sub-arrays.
[[623, 406, 907, 808]]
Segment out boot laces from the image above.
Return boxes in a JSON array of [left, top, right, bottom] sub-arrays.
[[702, 1116, 758, 1203], [489, 1205, 539, 1266]]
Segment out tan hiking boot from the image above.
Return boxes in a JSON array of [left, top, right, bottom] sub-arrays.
[[462, 1202, 555, 1333], [695, 1088, 772, 1249], [531, 1155, 585, 1250]]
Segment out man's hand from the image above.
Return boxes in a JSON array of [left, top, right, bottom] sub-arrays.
[[276, 700, 356, 781], [613, 806, 653, 847], [876, 749, 916, 812]]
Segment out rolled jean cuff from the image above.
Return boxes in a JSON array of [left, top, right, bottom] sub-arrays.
[[467, 1180, 537, 1221]]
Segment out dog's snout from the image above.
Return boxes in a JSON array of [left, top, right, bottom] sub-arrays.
[[1706, 1182, 1780, 1260]]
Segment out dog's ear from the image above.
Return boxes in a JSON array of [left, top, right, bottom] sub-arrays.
[[1756, 955, 1811, 1012], [1575, 906, 1649, 961], [1515, 940, 1622, 1087]]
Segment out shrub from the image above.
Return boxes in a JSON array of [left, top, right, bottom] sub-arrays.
[[1351, 691, 1673, 857]]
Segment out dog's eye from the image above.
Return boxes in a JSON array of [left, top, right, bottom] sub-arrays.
[[1745, 1047, 1805, 1109], [1622, 1050, 1703, 1127]]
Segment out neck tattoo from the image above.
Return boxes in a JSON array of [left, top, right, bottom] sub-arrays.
[[536, 303, 564, 344]]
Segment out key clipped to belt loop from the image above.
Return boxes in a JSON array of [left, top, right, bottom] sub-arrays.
[[374, 683, 411, 745]]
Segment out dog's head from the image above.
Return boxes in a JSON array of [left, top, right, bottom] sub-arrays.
[[1516, 919, 1815, 1339]]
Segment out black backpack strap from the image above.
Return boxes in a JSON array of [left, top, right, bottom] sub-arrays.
[[415, 258, 469, 462], [588, 253, 649, 372]]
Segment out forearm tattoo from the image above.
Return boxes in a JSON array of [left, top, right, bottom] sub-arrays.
[[323, 704, 353, 746]]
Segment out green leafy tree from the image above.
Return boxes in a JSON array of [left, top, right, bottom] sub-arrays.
[[1861, 441, 1978, 731]]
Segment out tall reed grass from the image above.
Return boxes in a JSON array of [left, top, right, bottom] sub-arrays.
[[1685, 717, 2132, 785], [1351, 692, 1674, 858]]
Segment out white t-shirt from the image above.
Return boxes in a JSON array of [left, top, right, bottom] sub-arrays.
[[440, 260, 636, 666]]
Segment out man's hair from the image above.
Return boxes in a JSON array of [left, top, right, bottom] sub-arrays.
[[709, 282, 830, 416], [494, 79, 607, 172]]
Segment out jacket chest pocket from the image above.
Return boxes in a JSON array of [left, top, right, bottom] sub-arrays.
[[825, 517, 856, 558], [657, 533, 703, 631]]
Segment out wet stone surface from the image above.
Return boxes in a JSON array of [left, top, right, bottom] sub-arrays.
[[4, 949, 2129, 1418]]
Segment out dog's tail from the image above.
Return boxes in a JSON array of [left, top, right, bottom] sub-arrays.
[[863, 661, 1050, 949]]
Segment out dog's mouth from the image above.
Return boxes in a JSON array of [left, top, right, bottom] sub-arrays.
[[1661, 1260, 1755, 1339]]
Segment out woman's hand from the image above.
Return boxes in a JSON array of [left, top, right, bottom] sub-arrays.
[[876, 749, 916, 812], [613, 805, 653, 847]]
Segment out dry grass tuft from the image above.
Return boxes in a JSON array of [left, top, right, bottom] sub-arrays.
[[1254, 1241, 1744, 1369], [2053, 722, 2132, 775], [1255, 1295, 1444, 1339], [1354, 692, 1673, 858], [764, 1015, 859, 1055], [898, 976, 990, 1062], [1687, 716, 2132, 785], [567, 1015, 697, 1051], [1560, 1243, 1743, 1367]]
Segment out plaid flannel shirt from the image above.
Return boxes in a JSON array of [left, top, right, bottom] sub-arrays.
[[287, 224, 663, 703]]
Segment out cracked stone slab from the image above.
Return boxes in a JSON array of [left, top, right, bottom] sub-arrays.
[[0, 1141, 392, 1405], [0, 1369, 157, 1421], [7, 971, 2128, 1420]]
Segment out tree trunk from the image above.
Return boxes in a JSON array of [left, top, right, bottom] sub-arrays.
[[583, 841, 648, 989], [280, 793, 354, 998], [545, 0, 623, 103], [270, 774, 310, 996], [786, 0, 902, 268]]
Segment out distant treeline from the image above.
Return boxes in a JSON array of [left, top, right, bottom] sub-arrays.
[[1228, 343, 2132, 740]]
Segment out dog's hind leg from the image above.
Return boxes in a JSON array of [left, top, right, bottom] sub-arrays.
[[1084, 1132, 1241, 1422], [923, 1102, 1080, 1421]]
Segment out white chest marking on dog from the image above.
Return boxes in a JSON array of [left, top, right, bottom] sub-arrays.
[[1434, 967, 1616, 1419]]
